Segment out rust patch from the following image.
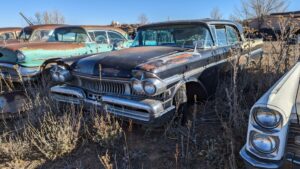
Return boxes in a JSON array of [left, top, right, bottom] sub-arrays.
[[5, 42, 85, 51], [141, 63, 158, 71], [171, 53, 193, 60], [165, 53, 193, 64]]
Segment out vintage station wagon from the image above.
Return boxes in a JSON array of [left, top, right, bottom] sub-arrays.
[[0, 25, 131, 82], [49, 19, 263, 125]]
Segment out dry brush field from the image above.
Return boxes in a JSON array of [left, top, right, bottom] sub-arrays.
[[0, 41, 298, 169]]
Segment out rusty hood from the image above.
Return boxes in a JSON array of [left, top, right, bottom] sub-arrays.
[[71, 46, 189, 78]]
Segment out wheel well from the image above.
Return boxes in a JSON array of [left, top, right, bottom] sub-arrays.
[[185, 81, 208, 103]]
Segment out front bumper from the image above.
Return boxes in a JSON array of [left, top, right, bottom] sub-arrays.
[[240, 146, 283, 169], [0, 63, 40, 82], [50, 85, 175, 124]]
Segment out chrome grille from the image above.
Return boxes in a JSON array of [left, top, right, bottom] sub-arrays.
[[80, 78, 127, 95], [287, 122, 300, 156]]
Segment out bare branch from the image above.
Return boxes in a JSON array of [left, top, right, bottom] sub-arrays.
[[210, 7, 223, 20], [137, 14, 149, 25]]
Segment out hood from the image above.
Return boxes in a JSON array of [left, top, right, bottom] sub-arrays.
[[72, 46, 186, 78]]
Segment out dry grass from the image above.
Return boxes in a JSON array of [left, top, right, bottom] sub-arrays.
[[91, 113, 123, 147], [24, 112, 81, 160]]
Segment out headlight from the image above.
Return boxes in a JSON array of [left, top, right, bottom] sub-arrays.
[[16, 51, 25, 63], [253, 107, 282, 129], [143, 81, 156, 95], [251, 132, 278, 154], [132, 79, 144, 93], [50, 65, 72, 82]]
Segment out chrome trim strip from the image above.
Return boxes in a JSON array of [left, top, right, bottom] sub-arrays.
[[51, 85, 86, 98], [102, 95, 164, 115]]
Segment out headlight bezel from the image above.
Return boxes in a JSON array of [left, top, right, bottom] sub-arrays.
[[252, 107, 282, 130], [50, 64, 72, 83], [142, 80, 157, 95], [16, 51, 26, 63], [131, 71, 166, 96], [250, 131, 279, 154], [131, 78, 144, 94]]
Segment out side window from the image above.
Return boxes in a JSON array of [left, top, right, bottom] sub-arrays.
[[215, 25, 227, 46], [0, 32, 15, 40], [90, 31, 108, 44], [108, 32, 125, 43], [226, 26, 239, 44]]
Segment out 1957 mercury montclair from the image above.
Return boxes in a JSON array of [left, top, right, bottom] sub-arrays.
[[240, 61, 300, 169], [49, 19, 263, 125]]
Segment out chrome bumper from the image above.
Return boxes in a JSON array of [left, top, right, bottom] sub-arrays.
[[50, 85, 175, 123], [240, 146, 282, 169], [0, 63, 40, 82]]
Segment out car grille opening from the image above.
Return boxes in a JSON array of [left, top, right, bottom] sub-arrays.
[[80, 78, 127, 95]]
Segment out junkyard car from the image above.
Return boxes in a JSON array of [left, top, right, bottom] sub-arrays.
[[0, 27, 21, 44], [49, 19, 263, 125], [0, 24, 62, 46], [240, 62, 300, 169], [0, 25, 131, 82]]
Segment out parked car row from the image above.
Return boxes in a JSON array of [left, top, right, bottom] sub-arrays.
[[4, 19, 300, 169]]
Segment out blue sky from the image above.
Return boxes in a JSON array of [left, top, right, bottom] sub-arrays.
[[0, 0, 299, 27]]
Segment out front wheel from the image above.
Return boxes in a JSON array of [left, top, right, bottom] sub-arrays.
[[173, 84, 190, 125]]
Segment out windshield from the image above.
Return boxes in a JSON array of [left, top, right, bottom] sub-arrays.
[[48, 27, 91, 43], [132, 24, 213, 48], [19, 28, 32, 41], [29, 30, 52, 42]]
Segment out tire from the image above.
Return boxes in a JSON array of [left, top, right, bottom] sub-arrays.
[[173, 84, 189, 125]]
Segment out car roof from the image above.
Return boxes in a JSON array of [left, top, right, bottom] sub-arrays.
[[138, 19, 240, 29], [0, 27, 22, 33], [55, 25, 128, 36], [23, 24, 65, 31]]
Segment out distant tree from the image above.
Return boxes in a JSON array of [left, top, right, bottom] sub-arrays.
[[33, 10, 65, 24], [138, 14, 149, 25], [210, 7, 223, 20], [234, 0, 288, 28]]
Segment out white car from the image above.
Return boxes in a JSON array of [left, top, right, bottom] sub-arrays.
[[240, 61, 300, 168]]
